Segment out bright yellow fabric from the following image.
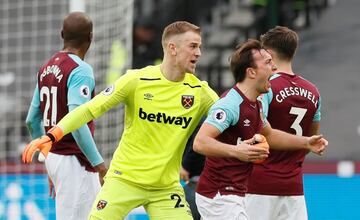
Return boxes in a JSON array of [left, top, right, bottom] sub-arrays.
[[58, 65, 218, 189], [89, 177, 193, 219]]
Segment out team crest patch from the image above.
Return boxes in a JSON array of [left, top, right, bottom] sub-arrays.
[[181, 95, 194, 109], [96, 200, 108, 210]]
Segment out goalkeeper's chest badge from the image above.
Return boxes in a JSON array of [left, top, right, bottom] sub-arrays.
[[96, 200, 108, 210], [181, 95, 194, 109]]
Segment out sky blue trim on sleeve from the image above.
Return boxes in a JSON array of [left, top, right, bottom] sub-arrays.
[[205, 88, 243, 133], [258, 88, 273, 118], [313, 95, 321, 122], [270, 73, 281, 80], [67, 54, 95, 106], [68, 104, 104, 166], [66, 54, 103, 166], [25, 84, 44, 138]]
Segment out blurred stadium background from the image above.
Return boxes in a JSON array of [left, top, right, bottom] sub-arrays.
[[0, 0, 359, 219]]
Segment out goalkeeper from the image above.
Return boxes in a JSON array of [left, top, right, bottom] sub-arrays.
[[193, 39, 328, 220], [24, 12, 107, 220], [23, 21, 220, 219]]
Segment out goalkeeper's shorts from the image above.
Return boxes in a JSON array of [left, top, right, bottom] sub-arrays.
[[89, 177, 193, 219]]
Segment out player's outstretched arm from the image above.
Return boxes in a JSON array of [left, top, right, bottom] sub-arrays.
[[260, 124, 328, 154]]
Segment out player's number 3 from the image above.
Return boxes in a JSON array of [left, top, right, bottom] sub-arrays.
[[289, 107, 307, 136]]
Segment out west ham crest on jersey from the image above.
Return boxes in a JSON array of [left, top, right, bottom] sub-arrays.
[[181, 95, 194, 109], [96, 200, 108, 210]]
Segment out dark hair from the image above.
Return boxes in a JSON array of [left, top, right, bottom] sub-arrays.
[[161, 21, 200, 47], [62, 12, 93, 46], [230, 39, 262, 83], [260, 26, 298, 61]]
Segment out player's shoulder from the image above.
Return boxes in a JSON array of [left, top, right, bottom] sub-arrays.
[[215, 88, 243, 109], [130, 65, 160, 78], [113, 65, 161, 88], [187, 74, 219, 100], [184, 73, 212, 90], [269, 73, 282, 81], [68, 54, 94, 76], [297, 75, 318, 87], [296, 74, 321, 94]]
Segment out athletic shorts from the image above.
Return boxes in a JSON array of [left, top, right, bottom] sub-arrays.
[[45, 152, 100, 220], [89, 177, 193, 220], [195, 192, 248, 220], [245, 194, 308, 220]]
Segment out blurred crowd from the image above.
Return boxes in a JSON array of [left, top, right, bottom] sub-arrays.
[[132, 0, 330, 69]]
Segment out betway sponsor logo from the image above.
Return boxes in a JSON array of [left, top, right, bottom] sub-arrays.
[[139, 108, 192, 129]]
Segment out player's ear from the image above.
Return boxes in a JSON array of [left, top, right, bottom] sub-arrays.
[[169, 42, 176, 56], [246, 67, 256, 79]]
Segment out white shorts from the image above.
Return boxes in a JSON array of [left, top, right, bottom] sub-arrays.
[[245, 194, 308, 220], [195, 192, 248, 220], [45, 152, 101, 220]]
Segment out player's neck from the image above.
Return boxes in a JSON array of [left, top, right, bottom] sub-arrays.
[[62, 48, 86, 60], [236, 82, 258, 102], [160, 61, 185, 82], [275, 61, 294, 75], [62, 42, 89, 60]]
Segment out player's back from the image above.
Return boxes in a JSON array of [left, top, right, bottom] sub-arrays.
[[37, 51, 95, 171], [248, 72, 321, 195]]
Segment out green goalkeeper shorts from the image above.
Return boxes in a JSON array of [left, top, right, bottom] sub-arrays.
[[88, 177, 193, 219]]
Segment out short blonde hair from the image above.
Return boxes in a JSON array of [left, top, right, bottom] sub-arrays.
[[161, 21, 201, 48]]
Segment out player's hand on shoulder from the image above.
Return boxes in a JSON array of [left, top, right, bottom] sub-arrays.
[[306, 134, 328, 156]]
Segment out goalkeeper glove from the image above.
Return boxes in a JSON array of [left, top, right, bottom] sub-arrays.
[[22, 126, 64, 163], [252, 134, 269, 164]]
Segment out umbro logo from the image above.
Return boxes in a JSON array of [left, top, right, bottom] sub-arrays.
[[244, 119, 250, 127], [144, 93, 153, 100]]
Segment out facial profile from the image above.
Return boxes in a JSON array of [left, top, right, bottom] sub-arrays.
[[161, 21, 202, 74], [170, 31, 201, 74], [251, 49, 277, 94]]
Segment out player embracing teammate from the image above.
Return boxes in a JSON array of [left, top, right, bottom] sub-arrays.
[[246, 26, 325, 220]]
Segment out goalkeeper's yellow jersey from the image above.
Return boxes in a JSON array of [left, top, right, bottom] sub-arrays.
[[59, 65, 218, 189]]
